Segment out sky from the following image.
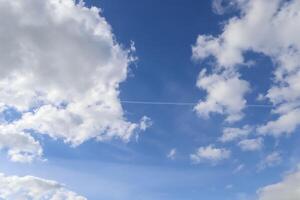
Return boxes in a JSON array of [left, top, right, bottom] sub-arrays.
[[0, 0, 300, 199]]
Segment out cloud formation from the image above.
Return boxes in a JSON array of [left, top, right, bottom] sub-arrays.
[[0, 173, 86, 200], [238, 138, 263, 151], [257, 151, 282, 171], [194, 69, 250, 123], [220, 126, 252, 143], [0, 0, 150, 161], [167, 148, 176, 160], [190, 145, 231, 164], [193, 0, 300, 135], [257, 166, 300, 200]]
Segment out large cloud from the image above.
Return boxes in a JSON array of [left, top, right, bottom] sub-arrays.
[[257, 167, 300, 200], [0, 0, 150, 162], [0, 173, 86, 200], [193, 0, 300, 135]]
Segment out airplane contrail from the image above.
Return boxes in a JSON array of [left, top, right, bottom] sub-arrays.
[[121, 100, 273, 108]]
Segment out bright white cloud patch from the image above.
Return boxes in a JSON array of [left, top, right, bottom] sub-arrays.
[[257, 167, 300, 200], [0, 125, 42, 163], [194, 69, 250, 123], [0, 0, 150, 161], [193, 0, 300, 134], [238, 138, 263, 151], [190, 145, 231, 164], [0, 173, 86, 200]]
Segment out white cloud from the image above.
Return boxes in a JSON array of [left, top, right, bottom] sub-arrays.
[[0, 173, 86, 200], [220, 125, 252, 142], [193, 0, 300, 133], [0, 0, 150, 161], [257, 151, 282, 171], [258, 108, 300, 137], [238, 138, 263, 151], [0, 125, 42, 163], [190, 145, 231, 164], [257, 166, 300, 200], [167, 148, 176, 160], [194, 69, 250, 123]]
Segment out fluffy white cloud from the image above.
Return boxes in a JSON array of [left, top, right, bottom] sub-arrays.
[[257, 167, 300, 200], [238, 138, 263, 151], [193, 0, 300, 134], [258, 108, 300, 137], [190, 145, 231, 164], [194, 69, 250, 123], [0, 173, 86, 200], [257, 151, 282, 171], [0, 0, 150, 161], [0, 125, 42, 163], [220, 125, 252, 142]]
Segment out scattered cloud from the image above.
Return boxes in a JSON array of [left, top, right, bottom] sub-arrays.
[[233, 164, 245, 173], [220, 126, 252, 143], [0, 173, 86, 200], [258, 108, 300, 137], [257, 166, 300, 200], [257, 151, 282, 171], [167, 148, 177, 160], [238, 138, 263, 151], [225, 184, 233, 189], [194, 69, 250, 123], [212, 0, 237, 15], [193, 0, 300, 136], [190, 145, 231, 164], [0, 125, 43, 163], [0, 0, 150, 161]]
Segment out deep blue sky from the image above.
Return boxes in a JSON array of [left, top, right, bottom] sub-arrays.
[[2, 0, 300, 199]]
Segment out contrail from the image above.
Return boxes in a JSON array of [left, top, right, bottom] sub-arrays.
[[121, 100, 273, 108]]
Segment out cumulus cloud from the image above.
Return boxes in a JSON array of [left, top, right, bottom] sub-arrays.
[[220, 125, 252, 142], [257, 167, 300, 200], [0, 0, 150, 161], [238, 138, 263, 151], [0, 125, 42, 163], [258, 108, 300, 137], [0, 173, 86, 200], [190, 145, 231, 164], [194, 69, 250, 123], [193, 0, 300, 135]]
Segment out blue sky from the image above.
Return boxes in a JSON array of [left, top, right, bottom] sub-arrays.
[[1, 0, 300, 200]]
